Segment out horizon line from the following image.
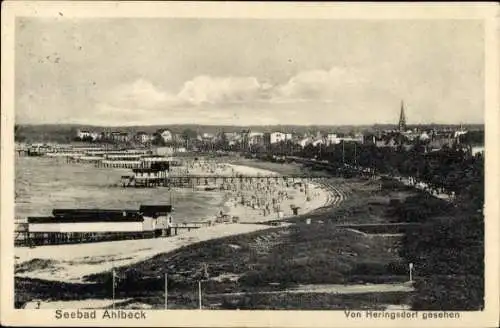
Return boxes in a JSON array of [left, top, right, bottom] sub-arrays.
[[16, 122, 485, 128]]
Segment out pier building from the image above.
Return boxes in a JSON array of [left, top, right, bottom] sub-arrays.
[[22, 205, 174, 246], [120, 162, 170, 187]]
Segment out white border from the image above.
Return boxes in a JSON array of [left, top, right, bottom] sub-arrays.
[[1, 2, 498, 327]]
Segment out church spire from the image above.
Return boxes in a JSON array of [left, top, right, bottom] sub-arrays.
[[398, 100, 406, 132]]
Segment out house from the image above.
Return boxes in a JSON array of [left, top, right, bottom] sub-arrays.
[[312, 138, 325, 147], [200, 133, 215, 142], [173, 134, 185, 143], [76, 129, 92, 140], [90, 132, 100, 141], [247, 132, 265, 146], [375, 137, 398, 148], [139, 205, 173, 230], [157, 129, 174, 143], [338, 133, 364, 144], [454, 129, 468, 139], [134, 131, 152, 144], [427, 136, 455, 152], [111, 131, 130, 143], [471, 146, 485, 156], [266, 132, 293, 144], [297, 137, 312, 148], [419, 132, 431, 141], [363, 135, 377, 144], [326, 133, 340, 145], [100, 131, 111, 140], [222, 132, 242, 146]]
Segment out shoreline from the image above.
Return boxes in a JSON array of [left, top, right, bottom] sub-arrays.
[[14, 159, 336, 283]]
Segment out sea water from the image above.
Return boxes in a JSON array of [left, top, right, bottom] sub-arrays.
[[15, 156, 225, 223]]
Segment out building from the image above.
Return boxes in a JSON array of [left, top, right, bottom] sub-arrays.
[[173, 134, 185, 144], [419, 131, 431, 141], [140, 155, 170, 166], [221, 132, 243, 146], [326, 134, 340, 145], [76, 129, 92, 140], [132, 167, 168, 180], [100, 131, 111, 140], [398, 100, 407, 132], [375, 136, 398, 148], [111, 131, 130, 143], [29, 210, 144, 233], [134, 131, 152, 144], [426, 135, 455, 152], [158, 129, 174, 143], [201, 132, 215, 140], [139, 205, 173, 230], [339, 133, 364, 144], [266, 132, 293, 144], [90, 132, 100, 141], [297, 137, 312, 148], [247, 132, 265, 146], [26, 205, 174, 245], [471, 145, 485, 156], [311, 138, 325, 147], [454, 129, 468, 139], [76, 130, 102, 141]]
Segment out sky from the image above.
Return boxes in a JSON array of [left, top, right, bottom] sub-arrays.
[[15, 18, 485, 126]]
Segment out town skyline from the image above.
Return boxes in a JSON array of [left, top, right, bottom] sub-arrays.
[[16, 19, 484, 126]]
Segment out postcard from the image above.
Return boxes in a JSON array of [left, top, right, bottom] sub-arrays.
[[1, 1, 498, 327]]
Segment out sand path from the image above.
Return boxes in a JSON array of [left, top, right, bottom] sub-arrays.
[[206, 282, 415, 297]]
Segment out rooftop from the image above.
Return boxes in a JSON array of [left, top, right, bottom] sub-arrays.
[[29, 214, 144, 224], [139, 205, 173, 217], [28, 205, 174, 223]]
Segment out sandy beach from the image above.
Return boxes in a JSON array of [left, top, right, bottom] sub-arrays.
[[15, 223, 273, 283], [15, 160, 334, 284]]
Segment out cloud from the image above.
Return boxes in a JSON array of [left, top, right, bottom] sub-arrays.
[[96, 67, 373, 116], [177, 75, 272, 105]]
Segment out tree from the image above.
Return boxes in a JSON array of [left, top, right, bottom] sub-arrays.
[[179, 128, 197, 149], [215, 131, 229, 151], [14, 125, 26, 142], [181, 128, 198, 141], [151, 133, 166, 146]]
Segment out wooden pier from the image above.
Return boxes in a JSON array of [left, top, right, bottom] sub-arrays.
[[15, 220, 213, 247], [170, 221, 212, 234], [17, 231, 160, 247], [120, 174, 332, 189]]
